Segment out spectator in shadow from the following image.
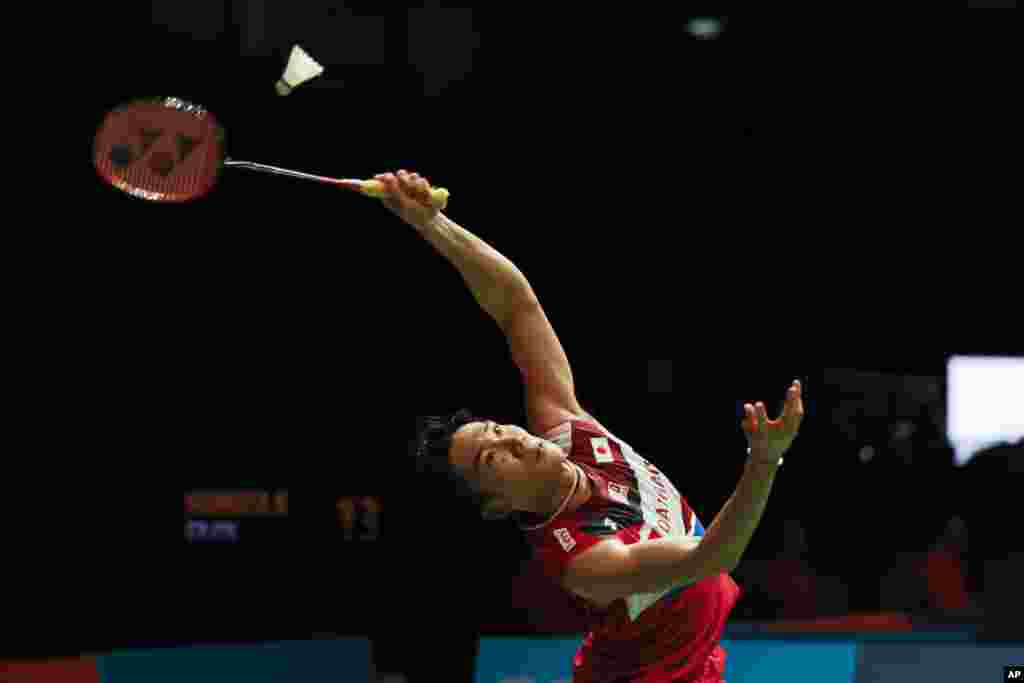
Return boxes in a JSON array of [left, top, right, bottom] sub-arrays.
[[920, 515, 979, 616], [878, 513, 980, 617], [959, 438, 1024, 638], [853, 409, 958, 614], [734, 518, 849, 620]]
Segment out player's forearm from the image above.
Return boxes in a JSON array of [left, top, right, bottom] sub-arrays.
[[414, 213, 538, 327], [698, 457, 780, 573], [593, 460, 779, 599]]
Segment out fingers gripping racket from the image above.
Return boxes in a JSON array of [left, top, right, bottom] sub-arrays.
[[92, 97, 450, 207]]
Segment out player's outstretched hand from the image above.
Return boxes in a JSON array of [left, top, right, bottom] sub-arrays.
[[373, 170, 443, 229], [741, 380, 804, 464]]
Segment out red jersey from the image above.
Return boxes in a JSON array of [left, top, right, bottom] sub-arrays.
[[522, 417, 741, 683]]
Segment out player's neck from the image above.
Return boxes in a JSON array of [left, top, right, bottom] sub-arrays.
[[537, 461, 589, 520], [563, 462, 590, 515]]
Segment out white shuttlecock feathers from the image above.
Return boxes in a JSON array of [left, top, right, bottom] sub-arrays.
[[276, 45, 325, 96]]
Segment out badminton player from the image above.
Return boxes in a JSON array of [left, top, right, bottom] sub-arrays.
[[381, 170, 804, 683]]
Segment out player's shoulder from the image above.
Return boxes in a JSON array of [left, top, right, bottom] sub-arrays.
[[533, 409, 588, 435], [534, 411, 613, 440]]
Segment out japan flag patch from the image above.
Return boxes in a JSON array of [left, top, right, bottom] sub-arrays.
[[591, 437, 614, 463]]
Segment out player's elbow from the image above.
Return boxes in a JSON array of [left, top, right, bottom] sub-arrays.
[[702, 547, 743, 577], [716, 558, 740, 576], [565, 538, 724, 604], [623, 539, 727, 595], [564, 541, 648, 604]]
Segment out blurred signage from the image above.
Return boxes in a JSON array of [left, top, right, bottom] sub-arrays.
[[185, 519, 240, 543], [185, 489, 288, 517], [336, 496, 381, 541]]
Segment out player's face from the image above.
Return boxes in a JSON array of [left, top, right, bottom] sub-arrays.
[[449, 420, 566, 514]]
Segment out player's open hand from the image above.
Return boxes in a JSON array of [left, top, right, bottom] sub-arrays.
[[742, 380, 804, 464], [374, 170, 443, 228]]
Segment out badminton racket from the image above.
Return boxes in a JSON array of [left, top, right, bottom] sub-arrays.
[[92, 96, 450, 207]]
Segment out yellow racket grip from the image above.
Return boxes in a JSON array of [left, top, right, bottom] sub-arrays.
[[359, 179, 450, 211]]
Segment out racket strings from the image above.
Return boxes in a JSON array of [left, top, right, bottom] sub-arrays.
[[95, 97, 449, 205], [95, 102, 221, 201]]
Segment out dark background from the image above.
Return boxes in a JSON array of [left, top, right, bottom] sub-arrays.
[[12, 4, 1020, 680]]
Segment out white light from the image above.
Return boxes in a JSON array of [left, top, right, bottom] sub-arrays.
[[947, 355, 1024, 465], [687, 17, 722, 39]]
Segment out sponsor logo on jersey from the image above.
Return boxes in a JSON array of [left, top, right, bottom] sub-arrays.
[[591, 437, 614, 463], [607, 481, 630, 505], [554, 527, 576, 552]]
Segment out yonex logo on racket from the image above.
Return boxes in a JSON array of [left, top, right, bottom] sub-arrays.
[[94, 97, 451, 204], [109, 128, 203, 176]]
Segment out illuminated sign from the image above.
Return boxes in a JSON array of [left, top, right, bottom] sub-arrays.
[[185, 489, 288, 517], [336, 496, 381, 541], [186, 519, 240, 543]]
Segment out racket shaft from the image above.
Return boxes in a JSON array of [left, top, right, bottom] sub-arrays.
[[224, 159, 354, 185], [224, 159, 450, 208]]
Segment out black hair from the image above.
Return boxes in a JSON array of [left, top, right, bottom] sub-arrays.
[[411, 408, 507, 520]]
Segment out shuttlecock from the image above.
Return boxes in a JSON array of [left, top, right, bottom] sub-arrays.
[[276, 44, 325, 96]]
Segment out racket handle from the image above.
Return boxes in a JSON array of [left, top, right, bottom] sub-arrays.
[[358, 179, 450, 211]]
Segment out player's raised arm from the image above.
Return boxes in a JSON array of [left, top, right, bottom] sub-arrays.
[[377, 170, 583, 432], [699, 380, 805, 571], [565, 381, 805, 605], [374, 170, 538, 329]]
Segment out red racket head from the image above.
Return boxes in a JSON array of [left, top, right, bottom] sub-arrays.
[[93, 97, 227, 202]]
